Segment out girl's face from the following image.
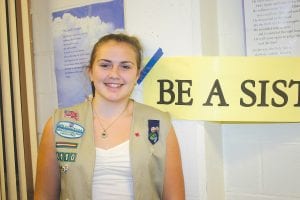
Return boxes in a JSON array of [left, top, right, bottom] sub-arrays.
[[89, 40, 140, 103]]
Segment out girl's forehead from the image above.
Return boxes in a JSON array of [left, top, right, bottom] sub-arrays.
[[98, 40, 134, 49], [95, 42, 137, 57]]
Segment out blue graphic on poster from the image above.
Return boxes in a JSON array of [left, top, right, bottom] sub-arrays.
[[52, 0, 124, 108]]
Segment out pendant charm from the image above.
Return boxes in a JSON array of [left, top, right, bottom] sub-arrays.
[[101, 131, 107, 139]]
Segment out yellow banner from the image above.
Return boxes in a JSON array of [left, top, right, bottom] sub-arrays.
[[143, 57, 300, 122]]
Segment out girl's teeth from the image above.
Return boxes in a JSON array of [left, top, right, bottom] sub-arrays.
[[107, 83, 121, 88]]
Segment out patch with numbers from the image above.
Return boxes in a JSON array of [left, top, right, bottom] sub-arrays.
[[56, 152, 77, 162], [148, 120, 159, 145], [55, 121, 85, 139], [56, 142, 78, 149]]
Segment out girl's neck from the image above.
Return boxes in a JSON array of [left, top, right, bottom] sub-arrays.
[[92, 97, 131, 118]]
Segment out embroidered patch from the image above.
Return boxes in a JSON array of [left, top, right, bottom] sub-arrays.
[[57, 152, 77, 162], [55, 121, 85, 139], [148, 120, 159, 145], [56, 142, 78, 149], [60, 164, 69, 174], [64, 110, 79, 121]]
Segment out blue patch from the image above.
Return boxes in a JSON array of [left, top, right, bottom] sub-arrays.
[[55, 121, 85, 139], [148, 120, 159, 145]]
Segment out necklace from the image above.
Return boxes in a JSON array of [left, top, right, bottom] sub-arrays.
[[93, 101, 129, 139]]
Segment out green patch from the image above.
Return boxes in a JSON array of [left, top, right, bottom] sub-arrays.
[[56, 152, 77, 162]]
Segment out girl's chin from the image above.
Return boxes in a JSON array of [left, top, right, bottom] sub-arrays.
[[101, 94, 130, 102]]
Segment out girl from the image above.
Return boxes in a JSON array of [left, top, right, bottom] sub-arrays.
[[34, 33, 185, 200]]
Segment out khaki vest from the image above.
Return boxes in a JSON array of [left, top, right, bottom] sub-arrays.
[[54, 100, 171, 200]]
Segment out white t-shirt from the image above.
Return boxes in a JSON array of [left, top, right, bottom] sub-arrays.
[[92, 140, 134, 200]]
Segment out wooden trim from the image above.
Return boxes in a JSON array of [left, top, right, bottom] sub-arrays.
[[7, 0, 28, 199], [0, 105, 5, 200], [15, 0, 38, 198], [1, 0, 38, 198], [20, 0, 38, 181], [0, 0, 18, 198]]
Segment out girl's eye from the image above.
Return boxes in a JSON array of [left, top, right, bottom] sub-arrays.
[[99, 63, 111, 68], [121, 64, 131, 70]]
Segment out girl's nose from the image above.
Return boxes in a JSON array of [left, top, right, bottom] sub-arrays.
[[108, 65, 120, 78]]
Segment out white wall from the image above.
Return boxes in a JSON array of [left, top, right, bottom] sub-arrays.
[[31, 0, 300, 199], [217, 0, 300, 200], [31, 0, 57, 134], [223, 124, 300, 200]]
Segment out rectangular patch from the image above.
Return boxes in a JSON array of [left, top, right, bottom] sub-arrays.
[[56, 152, 77, 162], [56, 142, 78, 149], [148, 120, 160, 145]]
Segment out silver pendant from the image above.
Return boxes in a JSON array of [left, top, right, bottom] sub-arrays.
[[101, 131, 107, 139]]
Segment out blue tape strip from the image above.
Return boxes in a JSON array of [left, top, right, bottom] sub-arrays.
[[137, 48, 163, 85]]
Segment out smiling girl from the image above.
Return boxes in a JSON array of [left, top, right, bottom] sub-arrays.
[[34, 33, 185, 200]]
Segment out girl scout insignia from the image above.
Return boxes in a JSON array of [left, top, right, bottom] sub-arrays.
[[148, 120, 159, 145]]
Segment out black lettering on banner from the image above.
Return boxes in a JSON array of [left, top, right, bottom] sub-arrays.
[[156, 78, 300, 109], [272, 80, 288, 107], [289, 80, 300, 107], [203, 79, 229, 106], [240, 80, 256, 107], [157, 79, 175, 104], [241, 79, 300, 107], [157, 79, 193, 105], [175, 80, 193, 105], [257, 80, 269, 107]]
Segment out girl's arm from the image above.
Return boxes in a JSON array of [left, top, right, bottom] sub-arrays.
[[163, 127, 185, 200], [34, 117, 60, 200]]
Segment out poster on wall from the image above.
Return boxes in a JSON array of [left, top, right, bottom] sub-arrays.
[[243, 0, 300, 56], [52, 0, 124, 108]]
